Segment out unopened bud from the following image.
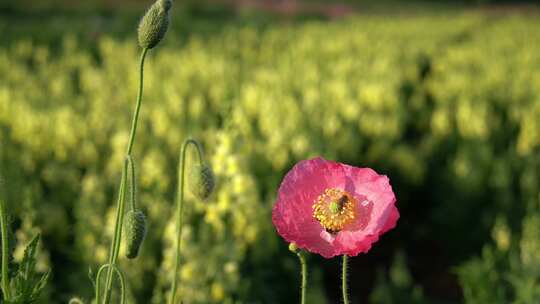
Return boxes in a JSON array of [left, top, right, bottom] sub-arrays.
[[124, 210, 147, 259], [137, 0, 172, 49], [189, 164, 215, 200], [288, 243, 298, 253]]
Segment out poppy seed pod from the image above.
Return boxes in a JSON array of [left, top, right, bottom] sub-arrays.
[[137, 0, 172, 49], [189, 164, 215, 200], [124, 210, 147, 259]]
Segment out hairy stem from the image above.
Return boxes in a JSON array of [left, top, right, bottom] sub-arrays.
[[127, 155, 137, 211], [168, 138, 204, 304], [101, 47, 149, 304], [342, 255, 349, 304], [0, 187, 10, 301], [101, 160, 128, 304], [126, 48, 149, 155], [296, 251, 307, 304]]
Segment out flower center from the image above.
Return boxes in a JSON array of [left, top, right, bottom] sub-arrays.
[[312, 188, 356, 233]]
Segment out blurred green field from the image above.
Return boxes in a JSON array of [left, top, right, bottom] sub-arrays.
[[1, 2, 540, 303]]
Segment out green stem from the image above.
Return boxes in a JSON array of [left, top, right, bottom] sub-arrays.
[[342, 255, 349, 304], [0, 190, 10, 301], [296, 251, 307, 304], [126, 48, 149, 155], [101, 47, 148, 304], [96, 264, 126, 304], [127, 155, 137, 211], [101, 160, 128, 304], [168, 138, 204, 304]]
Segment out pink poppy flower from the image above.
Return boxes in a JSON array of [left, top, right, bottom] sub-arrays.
[[272, 157, 399, 258]]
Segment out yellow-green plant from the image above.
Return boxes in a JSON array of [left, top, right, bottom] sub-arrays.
[[3, 9, 540, 304]]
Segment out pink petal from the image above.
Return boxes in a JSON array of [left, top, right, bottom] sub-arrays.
[[272, 157, 399, 258]]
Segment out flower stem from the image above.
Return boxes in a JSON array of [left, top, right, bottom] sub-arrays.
[[101, 47, 149, 304], [127, 155, 137, 212], [296, 251, 307, 304], [126, 48, 149, 156], [102, 160, 128, 304], [0, 188, 10, 301], [342, 255, 349, 304], [96, 264, 126, 304], [168, 138, 204, 304]]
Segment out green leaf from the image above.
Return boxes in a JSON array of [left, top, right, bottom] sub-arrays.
[[5, 233, 50, 304]]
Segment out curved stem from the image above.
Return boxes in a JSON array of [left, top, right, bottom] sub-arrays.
[[296, 251, 307, 304], [342, 255, 349, 304], [96, 264, 127, 304], [101, 47, 149, 304], [126, 48, 149, 155], [168, 138, 204, 304], [0, 186, 10, 301]]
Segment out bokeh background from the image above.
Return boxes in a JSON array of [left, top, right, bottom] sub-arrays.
[[1, 0, 540, 303]]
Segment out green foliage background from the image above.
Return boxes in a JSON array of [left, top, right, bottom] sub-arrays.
[[1, 3, 540, 303]]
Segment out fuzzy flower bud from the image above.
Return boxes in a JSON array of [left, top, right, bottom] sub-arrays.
[[124, 210, 147, 259], [189, 164, 215, 200], [137, 0, 172, 49]]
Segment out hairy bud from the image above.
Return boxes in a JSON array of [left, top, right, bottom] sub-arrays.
[[138, 0, 172, 49], [189, 164, 215, 200], [124, 210, 147, 259]]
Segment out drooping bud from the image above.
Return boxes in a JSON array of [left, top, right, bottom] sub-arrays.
[[137, 0, 172, 49], [288, 243, 298, 253], [124, 210, 147, 259], [189, 164, 215, 200]]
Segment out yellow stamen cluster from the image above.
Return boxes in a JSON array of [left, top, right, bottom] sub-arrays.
[[312, 188, 356, 232]]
